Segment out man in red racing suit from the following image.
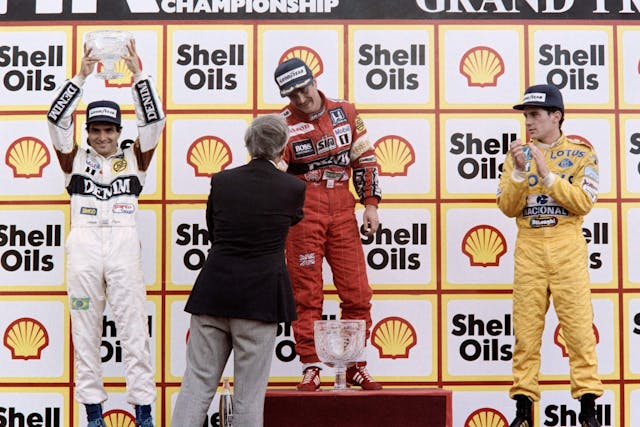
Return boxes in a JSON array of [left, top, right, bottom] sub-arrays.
[[274, 58, 382, 391]]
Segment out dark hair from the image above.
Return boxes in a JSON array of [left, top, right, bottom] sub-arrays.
[[542, 106, 564, 129], [85, 122, 123, 132]]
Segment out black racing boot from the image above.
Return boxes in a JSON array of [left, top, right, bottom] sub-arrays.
[[509, 394, 533, 427], [578, 394, 601, 427]]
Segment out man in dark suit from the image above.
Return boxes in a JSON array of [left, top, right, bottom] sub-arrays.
[[171, 114, 306, 427]]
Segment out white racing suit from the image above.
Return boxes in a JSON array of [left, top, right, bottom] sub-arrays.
[[497, 133, 603, 401], [47, 74, 165, 405]]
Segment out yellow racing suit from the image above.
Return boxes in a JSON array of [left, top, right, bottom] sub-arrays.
[[497, 133, 603, 401]]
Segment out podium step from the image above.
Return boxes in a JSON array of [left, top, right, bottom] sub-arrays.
[[264, 388, 452, 427]]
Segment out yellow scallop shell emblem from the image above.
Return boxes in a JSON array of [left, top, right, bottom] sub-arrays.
[[371, 317, 416, 359], [280, 46, 323, 78], [462, 225, 507, 267], [6, 137, 51, 178], [103, 410, 136, 427], [464, 408, 509, 427], [187, 136, 233, 177], [3, 317, 49, 360], [374, 135, 415, 177], [459, 46, 505, 87], [104, 58, 136, 88]]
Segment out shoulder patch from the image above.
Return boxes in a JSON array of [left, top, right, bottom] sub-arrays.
[[47, 81, 81, 124]]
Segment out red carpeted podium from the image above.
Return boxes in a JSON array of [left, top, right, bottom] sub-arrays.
[[264, 388, 452, 427]]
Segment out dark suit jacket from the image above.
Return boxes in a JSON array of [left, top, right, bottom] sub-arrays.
[[185, 158, 305, 323]]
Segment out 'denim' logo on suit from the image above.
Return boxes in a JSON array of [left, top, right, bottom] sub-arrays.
[[3, 317, 49, 360]]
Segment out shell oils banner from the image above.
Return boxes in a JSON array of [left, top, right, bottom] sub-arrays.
[[1, 1, 639, 426]]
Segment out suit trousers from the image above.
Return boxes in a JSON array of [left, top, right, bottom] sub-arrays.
[[510, 230, 603, 401], [286, 183, 373, 363], [171, 314, 278, 427], [66, 226, 155, 405]]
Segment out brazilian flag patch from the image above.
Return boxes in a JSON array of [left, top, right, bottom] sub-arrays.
[[71, 297, 90, 310]]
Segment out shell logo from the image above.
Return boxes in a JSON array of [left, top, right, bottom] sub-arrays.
[[3, 317, 49, 360], [279, 45, 324, 79], [554, 323, 600, 357], [187, 136, 233, 177], [464, 408, 509, 427], [5, 137, 51, 178], [459, 46, 505, 87], [103, 409, 136, 427], [461, 225, 507, 267], [371, 316, 417, 359], [101, 56, 142, 88], [374, 135, 415, 177]]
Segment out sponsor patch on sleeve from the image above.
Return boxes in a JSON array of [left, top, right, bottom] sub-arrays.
[[582, 177, 598, 202], [355, 115, 366, 133], [584, 166, 599, 182]]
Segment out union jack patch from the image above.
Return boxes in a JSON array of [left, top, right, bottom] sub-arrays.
[[299, 253, 316, 266]]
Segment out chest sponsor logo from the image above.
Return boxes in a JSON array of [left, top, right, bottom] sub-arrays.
[[317, 136, 337, 154], [80, 177, 138, 200], [112, 158, 128, 173], [85, 157, 100, 175], [530, 217, 558, 227], [329, 107, 347, 126], [80, 207, 97, 216], [289, 122, 314, 137], [334, 125, 351, 146], [113, 203, 135, 214], [557, 158, 573, 169], [292, 139, 316, 158]]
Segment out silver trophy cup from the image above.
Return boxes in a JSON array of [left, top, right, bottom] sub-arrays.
[[314, 319, 365, 391], [84, 30, 133, 80]]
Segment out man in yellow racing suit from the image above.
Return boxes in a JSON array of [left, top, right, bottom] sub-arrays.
[[497, 84, 603, 427]]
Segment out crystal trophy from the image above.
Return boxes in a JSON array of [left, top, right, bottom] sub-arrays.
[[314, 319, 365, 391], [84, 30, 133, 80]]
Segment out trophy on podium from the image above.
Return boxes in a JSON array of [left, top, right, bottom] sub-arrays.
[[314, 319, 365, 391], [84, 30, 133, 80]]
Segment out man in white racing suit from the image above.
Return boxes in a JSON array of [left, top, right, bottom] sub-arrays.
[[46, 39, 165, 427]]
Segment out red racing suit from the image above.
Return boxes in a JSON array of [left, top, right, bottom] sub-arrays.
[[47, 74, 165, 405], [497, 133, 603, 401], [280, 91, 381, 363]]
